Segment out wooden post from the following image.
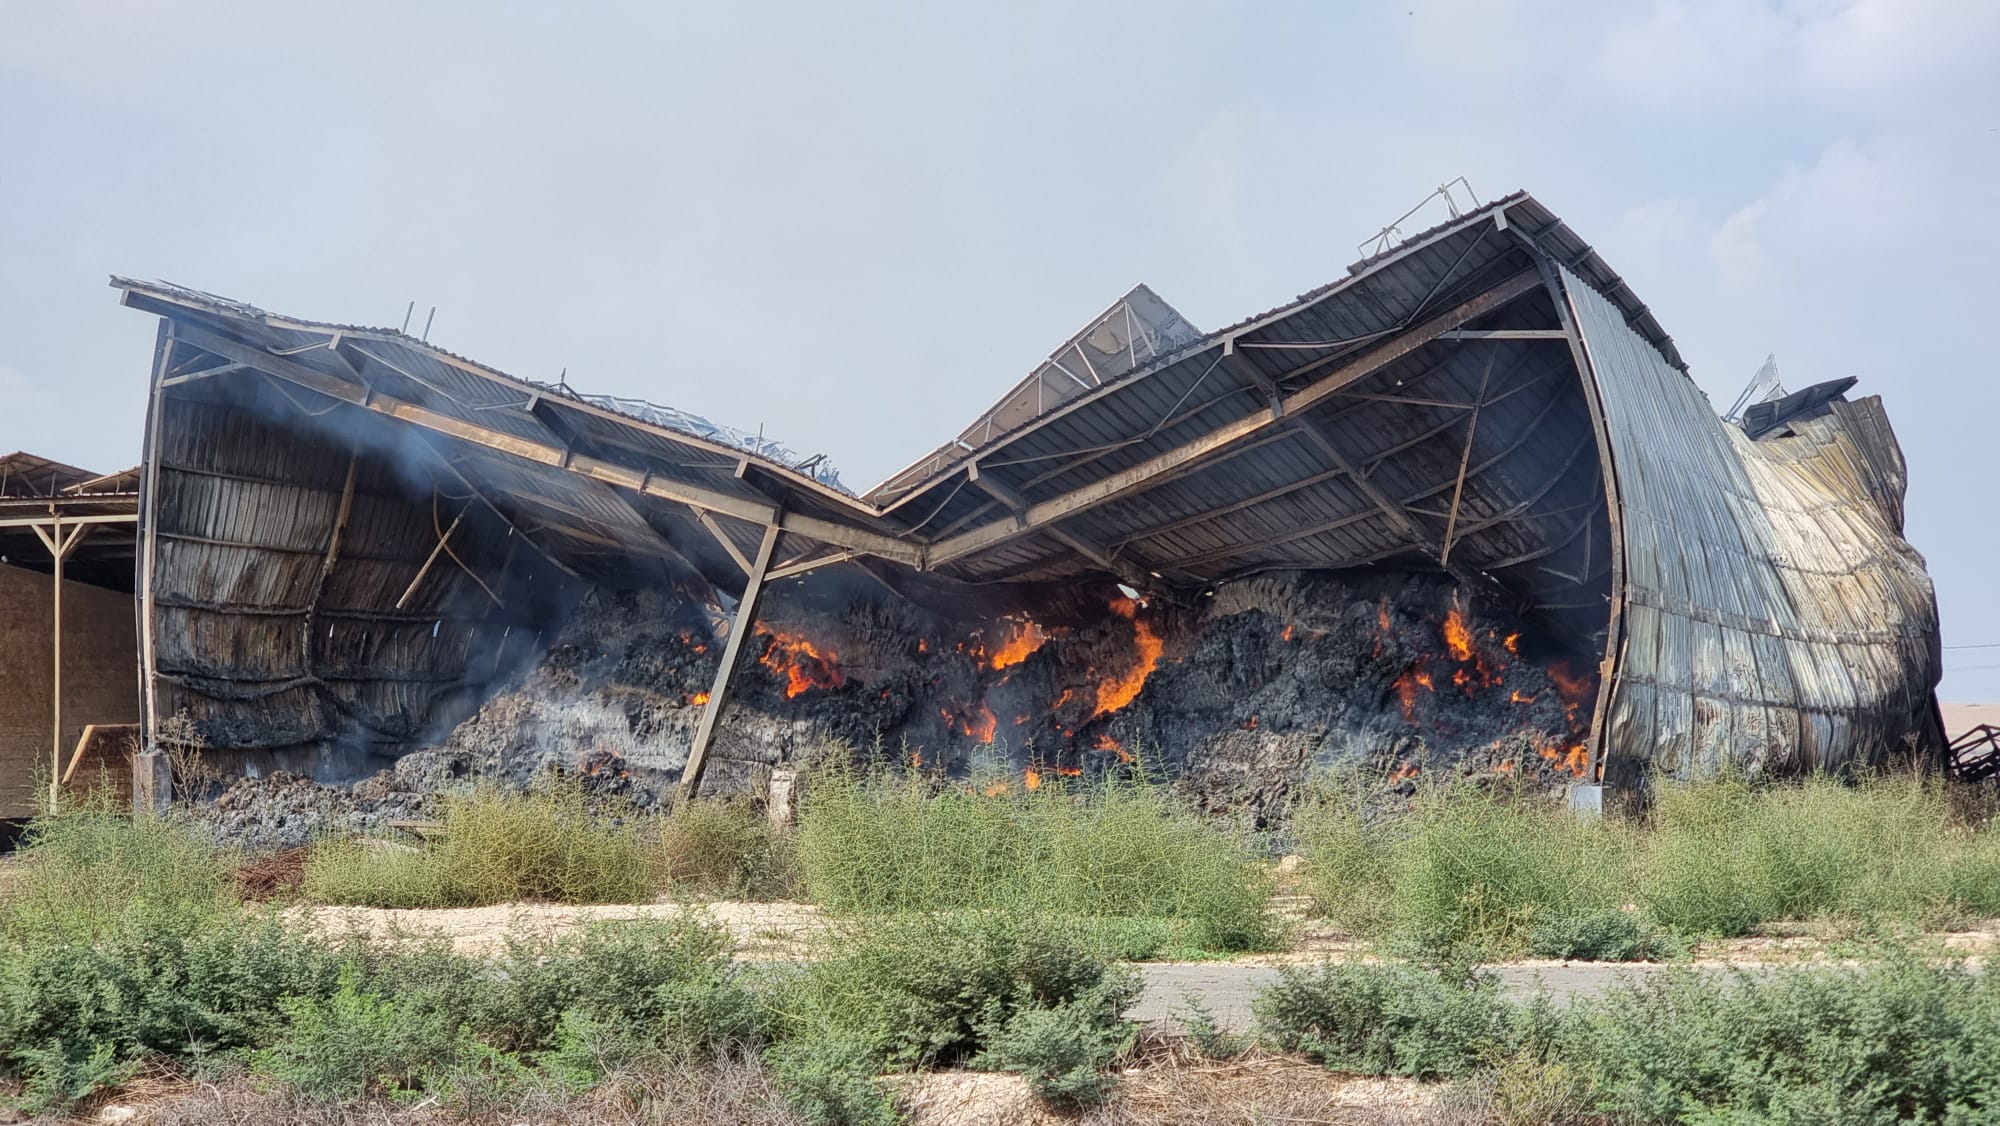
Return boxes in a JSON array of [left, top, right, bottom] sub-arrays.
[[49, 515, 61, 811], [676, 522, 782, 807], [31, 518, 91, 810]]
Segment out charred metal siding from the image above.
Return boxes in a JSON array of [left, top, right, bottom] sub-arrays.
[[1563, 265, 1941, 779]]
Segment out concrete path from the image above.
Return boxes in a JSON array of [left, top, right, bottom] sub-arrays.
[[1131, 960, 1675, 1029]]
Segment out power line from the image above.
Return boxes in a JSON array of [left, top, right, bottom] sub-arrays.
[[1946, 642, 2000, 650]]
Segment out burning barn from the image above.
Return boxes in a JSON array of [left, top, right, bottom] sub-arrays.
[[106, 191, 1942, 815]]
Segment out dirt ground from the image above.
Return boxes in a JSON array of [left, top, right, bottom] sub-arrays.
[[297, 892, 2000, 966]]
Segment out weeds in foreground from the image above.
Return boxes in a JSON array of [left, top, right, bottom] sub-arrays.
[[1295, 769, 2000, 952], [795, 764, 1280, 953], [302, 781, 655, 908]]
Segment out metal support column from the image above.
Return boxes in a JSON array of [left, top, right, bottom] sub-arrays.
[[676, 522, 783, 807]]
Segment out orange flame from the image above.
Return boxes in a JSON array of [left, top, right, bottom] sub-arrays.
[[689, 691, 711, 706], [1502, 632, 1520, 655], [1443, 605, 1474, 663], [1393, 668, 1427, 721], [1281, 623, 1295, 642], [1388, 761, 1419, 783], [968, 704, 997, 744], [1023, 767, 1042, 791], [1495, 759, 1516, 775], [1092, 598, 1163, 718], [1509, 689, 1535, 705], [983, 780, 1011, 797], [756, 626, 844, 698], [1093, 732, 1134, 763], [989, 620, 1046, 670], [1242, 715, 1258, 730]]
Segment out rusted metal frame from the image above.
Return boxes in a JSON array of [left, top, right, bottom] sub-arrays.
[[928, 271, 1541, 568], [1184, 372, 1579, 571], [678, 522, 783, 807], [691, 506, 756, 576], [1439, 350, 1499, 565], [1535, 255, 1629, 783], [166, 322, 924, 567]]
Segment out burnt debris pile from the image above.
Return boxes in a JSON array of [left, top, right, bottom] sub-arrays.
[[452, 570, 1594, 816]]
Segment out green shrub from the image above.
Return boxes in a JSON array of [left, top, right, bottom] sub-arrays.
[[10, 1040, 135, 1115], [475, 918, 760, 1054], [766, 1036, 898, 1126], [795, 766, 1279, 953], [1391, 786, 1632, 956], [1294, 771, 2000, 949], [1176, 992, 1252, 1061], [537, 1008, 663, 1091], [1526, 906, 1661, 962], [301, 781, 657, 907], [661, 799, 799, 900], [973, 976, 1139, 1106], [300, 837, 458, 908], [0, 804, 234, 941], [0, 908, 348, 1069], [1561, 957, 2000, 1121], [1252, 961, 1517, 1079], [776, 910, 1135, 1076], [1640, 772, 1993, 937], [249, 973, 471, 1101]]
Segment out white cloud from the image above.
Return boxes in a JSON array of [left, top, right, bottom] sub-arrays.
[[1163, 107, 1255, 250], [1591, 0, 2000, 107], [1797, 0, 2000, 96], [1707, 137, 1931, 293], [1593, 0, 1796, 106]]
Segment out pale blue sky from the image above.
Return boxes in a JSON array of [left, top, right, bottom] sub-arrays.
[[2, 1, 1995, 699]]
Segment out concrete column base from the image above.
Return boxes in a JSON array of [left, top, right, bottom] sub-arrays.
[[1566, 782, 1605, 818], [131, 748, 172, 813]]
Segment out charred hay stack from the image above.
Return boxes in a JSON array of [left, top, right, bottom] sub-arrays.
[[111, 191, 1944, 824]]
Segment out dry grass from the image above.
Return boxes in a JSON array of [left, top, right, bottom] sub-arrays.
[[234, 847, 308, 902], [894, 1030, 1469, 1126], [98, 1056, 808, 1126]]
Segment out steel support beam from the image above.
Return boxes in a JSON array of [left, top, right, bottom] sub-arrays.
[[677, 522, 782, 806], [927, 270, 1540, 568], [166, 322, 924, 567], [967, 462, 1155, 588]]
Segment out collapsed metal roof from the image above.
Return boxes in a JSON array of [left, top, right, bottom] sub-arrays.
[[111, 189, 1942, 783]]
